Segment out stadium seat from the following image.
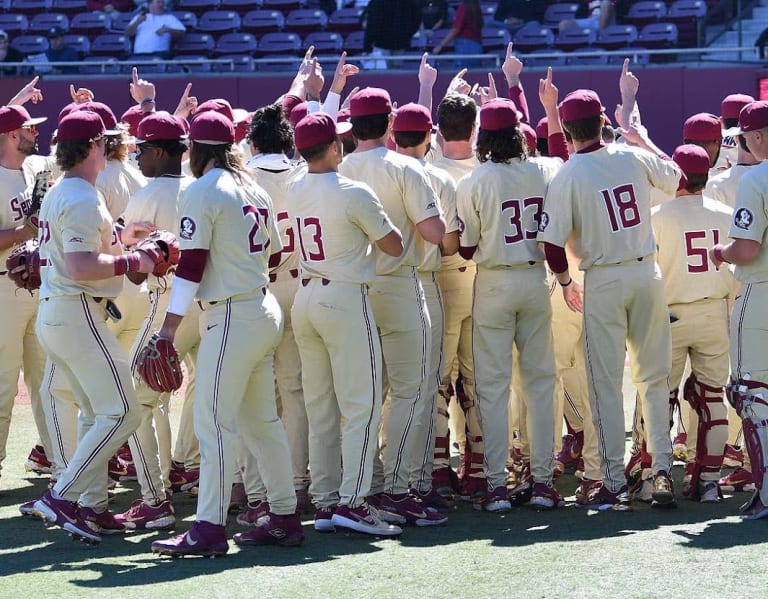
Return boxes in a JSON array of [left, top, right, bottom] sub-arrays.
[[220, 0, 259, 11], [214, 32, 257, 54], [212, 53, 253, 71], [29, 13, 69, 34], [666, 0, 706, 46], [51, 0, 86, 15], [543, 3, 580, 28], [242, 10, 285, 34], [410, 29, 428, 52], [327, 7, 364, 33], [624, 1, 667, 29], [197, 10, 242, 34], [638, 22, 678, 48], [343, 30, 364, 53], [482, 26, 511, 51], [512, 25, 555, 53], [257, 57, 301, 72], [166, 55, 212, 72], [480, 1, 497, 23], [10, 0, 51, 15], [173, 32, 215, 55], [62, 33, 89, 56], [523, 48, 567, 67], [0, 14, 29, 35], [171, 11, 198, 30], [607, 46, 650, 64], [256, 31, 301, 55], [89, 33, 130, 57], [430, 28, 455, 51], [597, 24, 638, 49], [126, 55, 166, 73], [79, 55, 120, 74], [176, 0, 220, 17], [109, 12, 135, 33], [69, 12, 108, 36], [285, 9, 328, 33], [554, 26, 597, 52], [566, 46, 609, 64], [303, 31, 342, 53], [10, 35, 48, 55], [261, 0, 305, 15]]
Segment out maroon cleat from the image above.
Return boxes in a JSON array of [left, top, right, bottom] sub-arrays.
[[80, 507, 126, 535], [152, 521, 229, 557], [32, 490, 101, 543], [530, 482, 565, 509], [25, 444, 52, 475], [170, 468, 200, 494], [379, 492, 449, 526], [235, 500, 271, 527], [233, 512, 304, 547], [115, 498, 176, 530], [554, 431, 584, 472]]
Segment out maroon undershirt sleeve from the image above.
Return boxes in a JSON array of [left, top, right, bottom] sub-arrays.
[[544, 243, 569, 274], [175, 248, 208, 283]]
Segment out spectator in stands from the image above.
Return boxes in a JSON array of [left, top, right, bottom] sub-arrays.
[[44, 27, 80, 74], [124, 0, 185, 58], [421, 0, 449, 31], [363, 0, 422, 68], [493, 0, 548, 33], [432, 0, 483, 67], [0, 30, 24, 76], [87, 0, 134, 25]]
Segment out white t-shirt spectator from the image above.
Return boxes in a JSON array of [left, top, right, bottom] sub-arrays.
[[130, 13, 185, 54]]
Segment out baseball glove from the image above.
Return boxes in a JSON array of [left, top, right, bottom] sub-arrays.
[[133, 230, 180, 278], [24, 170, 52, 230], [136, 333, 184, 393], [6, 240, 42, 292]]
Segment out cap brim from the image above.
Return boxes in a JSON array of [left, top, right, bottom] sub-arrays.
[[24, 116, 47, 127], [722, 126, 741, 136], [336, 121, 353, 136], [136, 134, 189, 144], [103, 128, 121, 136], [191, 139, 232, 145]]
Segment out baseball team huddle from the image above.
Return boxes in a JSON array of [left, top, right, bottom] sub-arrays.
[[3, 43, 768, 558]]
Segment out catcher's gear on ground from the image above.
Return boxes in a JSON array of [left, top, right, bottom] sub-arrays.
[[134, 230, 180, 278], [24, 170, 51, 230], [137, 333, 184, 392], [6, 240, 41, 292]]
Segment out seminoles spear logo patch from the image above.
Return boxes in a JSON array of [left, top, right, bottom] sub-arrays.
[[734, 208, 753, 230]]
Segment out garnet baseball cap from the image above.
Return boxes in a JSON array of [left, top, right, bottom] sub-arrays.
[[336, 108, 353, 137], [479, 99, 521, 131], [520, 122, 537, 152], [76, 101, 118, 132], [289, 102, 309, 128], [0, 105, 47, 134], [672, 144, 710, 176], [294, 112, 352, 151], [535, 117, 548, 140], [188, 110, 234, 145], [558, 89, 604, 122], [121, 104, 148, 138], [733, 101, 768, 135], [393, 103, 433, 132], [721, 93, 755, 120], [58, 102, 79, 123], [350, 87, 393, 117], [683, 113, 721, 141], [57, 110, 116, 143], [136, 111, 188, 143], [195, 98, 235, 123]]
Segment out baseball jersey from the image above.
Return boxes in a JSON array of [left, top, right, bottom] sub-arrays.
[[705, 164, 755, 209], [651, 193, 734, 304], [122, 174, 193, 291], [38, 176, 124, 299], [432, 155, 479, 271], [339, 146, 440, 275], [538, 143, 681, 269], [96, 159, 147, 220], [728, 161, 768, 284], [457, 158, 559, 268], [419, 161, 455, 273], [715, 135, 738, 171], [248, 154, 301, 275], [0, 165, 34, 265], [286, 171, 395, 285], [178, 167, 281, 302]]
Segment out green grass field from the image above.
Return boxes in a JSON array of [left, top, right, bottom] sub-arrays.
[[1, 384, 766, 599]]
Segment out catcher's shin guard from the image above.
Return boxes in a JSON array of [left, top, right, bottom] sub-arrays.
[[433, 385, 452, 470], [681, 374, 727, 499], [455, 376, 485, 494], [741, 391, 768, 506], [669, 388, 680, 432]]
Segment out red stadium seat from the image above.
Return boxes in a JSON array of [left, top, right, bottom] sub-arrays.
[[62, 33, 89, 56], [597, 24, 638, 49], [10, 35, 48, 55], [512, 25, 555, 53], [176, 0, 220, 17], [242, 10, 285, 34], [69, 12, 108, 36], [0, 14, 29, 35], [89, 33, 130, 57], [51, 0, 86, 15], [554, 26, 597, 52], [173, 32, 215, 56], [543, 3, 580, 28], [566, 46, 609, 64], [327, 7, 364, 33], [285, 8, 327, 33], [256, 31, 301, 55], [303, 31, 342, 53], [624, 1, 667, 29], [10, 0, 52, 15], [197, 10, 242, 34], [171, 11, 199, 30], [214, 32, 257, 54], [29, 13, 69, 34]]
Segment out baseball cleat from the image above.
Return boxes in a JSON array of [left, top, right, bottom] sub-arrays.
[[472, 486, 512, 513], [80, 507, 126, 535], [115, 498, 176, 530], [169, 467, 200, 494], [583, 483, 632, 511], [740, 491, 768, 520], [331, 503, 402, 537], [672, 433, 688, 462], [232, 512, 304, 547], [698, 480, 721, 503], [530, 482, 565, 510], [723, 444, 744, 469], [313, 506, 336, 532], [24, 444, 52, 475], [107, 456, 129, 482], [379, 492, 449, 526], [651, 470, 677, 508], [718, 467, 756, 492], [458, 475, 486, 502], [431, 467, 458, 500], [33, 490, 102, 543], [235, 500, 270, 527], [295, 487, 313, 515], [554, 431, 584, 474], [152, 521, 229, 557], [19, 499, 41, 518], [634, 477, 653, 503], [508, 464, 533, 506], [574, 478, 601, 506], [410, 488, 453, 512]]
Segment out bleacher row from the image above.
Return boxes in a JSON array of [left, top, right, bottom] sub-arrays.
[[1, 0, 713, 73]]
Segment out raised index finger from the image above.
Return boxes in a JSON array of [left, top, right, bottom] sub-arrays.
[[421, 52, 428, 69], [622, 58, 629, 76], [506, 41, 514, 61]]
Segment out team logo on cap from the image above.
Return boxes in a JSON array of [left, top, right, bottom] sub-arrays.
[[538, 212, 550, 232], [734, 208, 753, 230], [180, 217, 196, 240]]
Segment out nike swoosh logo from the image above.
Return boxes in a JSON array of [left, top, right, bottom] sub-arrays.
[[206, 324, 218, 330], [187, 534, 198, 546]]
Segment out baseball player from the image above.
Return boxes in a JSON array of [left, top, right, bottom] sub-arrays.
[[683, 113, 723, 177], [715, 93, 755, 171], [709, 100, 768, 520], [393, 103, 459, 511], [538, 89, 681, 510], [339, 87, 447, 526], [150, 110, 301, 557], [31, 110, 157, 543], [650, 144, 733, 502], [456, 98, 560, 512], [288, 111, 403, 536], [0, 104, 51, 487]]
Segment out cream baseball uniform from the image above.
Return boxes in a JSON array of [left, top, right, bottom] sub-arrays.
[[122, 174, 202, 503], [651, 193, 733, 485], [457, 158, 558, 489], [410, 161, 455, 493], [178, 167, 295, 525], [288, 170, 394, 508], [36, 176, 141, 506], [339, 147, 439, 496], [96, 158, 146, 220], [706, 164, 754, 209], [539, 142, 681, 491], [0, 157, 49, 477]]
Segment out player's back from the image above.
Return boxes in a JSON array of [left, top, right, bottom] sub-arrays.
[[652, 194, 734, 304], [96, 159, 147, 220], [705, 164, 755, 209], [252, 165, 300, 275]]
